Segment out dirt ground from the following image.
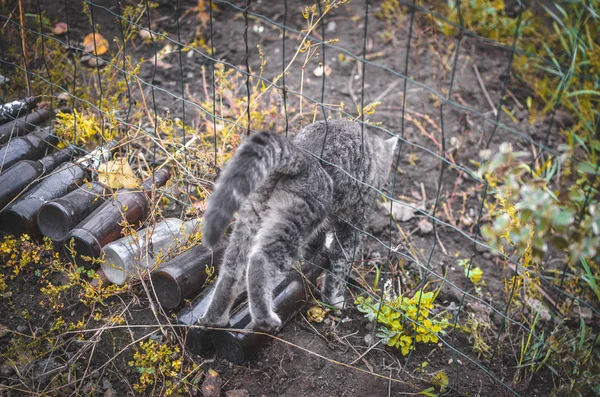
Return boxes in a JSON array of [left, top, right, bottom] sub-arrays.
[[0, 0, 571, 396]]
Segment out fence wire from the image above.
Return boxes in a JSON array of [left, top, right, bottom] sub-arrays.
[[0, 0, 598, 396]]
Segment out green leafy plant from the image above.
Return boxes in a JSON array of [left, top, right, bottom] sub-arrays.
[[356, 283, 451, 355], [129, 339, 184, 395]]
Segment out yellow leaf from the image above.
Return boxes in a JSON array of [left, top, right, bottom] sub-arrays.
[[306, 305, 327, 323], [432, 371, 449, 392], [468, 267, 483, 284], [97, 158, 139, 189], [83, 33, 109, 56]]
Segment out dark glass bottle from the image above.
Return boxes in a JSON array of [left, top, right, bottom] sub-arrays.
[[37, 181, 110, 242], [178, 233, 326, 357], [1, 145, 113, 237], [0, 146, 76, 212], [210, 255, 328, 364], [151, 241, 226, 309], [0, 97, 37, 124], [177, 278, 248, 355], [63, 167, 172, 266], [0, 126, 58, 172], [0, 108, 50, 145]]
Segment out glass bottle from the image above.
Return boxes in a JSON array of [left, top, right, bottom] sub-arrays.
[[1, 145, 113, 237], [150, 240, 226, 308], [0, 126, 58, 172], [210, 258, 326, 363], [63, 167, 171, 266], [0, 97, 36, 125], [0, 107, 49, 145], [177, 276, 247, 355], [0, 146, 76, 212], [36, 181, 110, 242], [101, 217, 200, 285]]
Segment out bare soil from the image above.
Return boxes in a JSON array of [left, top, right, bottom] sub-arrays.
[[0, 0, 569, 396]]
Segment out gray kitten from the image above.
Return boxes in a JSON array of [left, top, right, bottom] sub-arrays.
[[199, 119, 397, 332]]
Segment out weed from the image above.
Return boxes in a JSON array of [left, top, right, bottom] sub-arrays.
[[356, 282, 452, 356], [129, 339, 184, 395]]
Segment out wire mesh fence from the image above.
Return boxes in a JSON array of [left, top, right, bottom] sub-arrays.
[[0, 0, 598, 396]]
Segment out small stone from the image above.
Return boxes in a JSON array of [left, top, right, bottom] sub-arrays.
[[16, 325, 26, 333], [417, 218, 434, 234], [363, 333, 373, 346], [225, 390, 250, 397], [104, 388, 117, 397], [1, 364, 14, 377], [87, 57, 105, 68]]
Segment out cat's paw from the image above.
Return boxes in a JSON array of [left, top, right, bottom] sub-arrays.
[[325, 293, 347, 311], [252, 312, 282, 333], [197, 313, 229, 329]]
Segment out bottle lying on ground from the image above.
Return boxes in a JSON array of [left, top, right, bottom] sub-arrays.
[[0, 146, 77, 212], [0, 97, 37, 125], [0, 108, 51, 145], [176, 273, 247, 354], [0, 126, 58, 172], [63, 167, 171, 266], [101, 217, 200, 285], [1, 145, 113, 237], [210, 255, 328, 364], [179, 233, 327, 356], [150, 239, 227, 309], [37, 180, 110, 242]]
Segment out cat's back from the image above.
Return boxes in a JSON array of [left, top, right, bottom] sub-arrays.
[[293, 119, 374, 162]]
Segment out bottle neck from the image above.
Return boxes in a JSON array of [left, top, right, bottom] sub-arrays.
[[38, 146, 77, 174], [141, 167, 171, 193], [73, 144, 114, 170], [29, 127, 58, 147]]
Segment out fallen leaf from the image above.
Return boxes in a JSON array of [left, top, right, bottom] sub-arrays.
[[431, 371, 449, 392], [526, 297, 551, 322], [87, 57, 106, 68], [83, 33, 109, 56], [156, 59, 173, 70], [201, 368, 223, 397], [97, 158, 139, 189], [225, 390, 250, 397], [380, 201, 421, 222], [417, 218, 434, 234], [306, 305, 327, 323], [52, 22, 68, 35]]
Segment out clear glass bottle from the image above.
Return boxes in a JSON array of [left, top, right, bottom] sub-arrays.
[[101, 217, 200, 285]]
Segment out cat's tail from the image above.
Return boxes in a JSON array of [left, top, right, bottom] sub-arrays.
[[202, 132, 308, 247]]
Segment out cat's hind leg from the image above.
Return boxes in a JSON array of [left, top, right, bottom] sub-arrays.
[[198, 219, 253, 328], [247, 191, 329, 332]]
